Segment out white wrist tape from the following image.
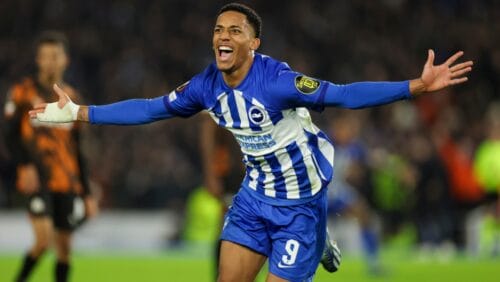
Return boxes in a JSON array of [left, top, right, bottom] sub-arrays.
[[36, 101, 79, 123]]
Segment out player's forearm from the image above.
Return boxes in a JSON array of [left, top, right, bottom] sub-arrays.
[[88, 97, 174, 125], [323, 80, 411, 109]]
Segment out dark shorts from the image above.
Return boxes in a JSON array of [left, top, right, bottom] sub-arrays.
[[220, 188, 327, 282], [27, 192, 86, 231]]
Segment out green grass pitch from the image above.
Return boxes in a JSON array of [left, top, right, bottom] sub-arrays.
[[0, 252, 498, 282]]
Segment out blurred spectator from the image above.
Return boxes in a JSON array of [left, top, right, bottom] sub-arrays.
[[473, 102, 500, 256], [407, 131, 455, 255]]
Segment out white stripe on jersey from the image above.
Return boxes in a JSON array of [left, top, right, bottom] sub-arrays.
[[234, 90, 250, 128], [261, 160, 277, 197], [318, 137, 335, 172], [219, 93, 234, 127], [296, 108, 335, 181], [297, 143, 324, 195], [248, 166, 259, 190], [275, 149, 300, 199], [208, 92, 228, 124], [251, 98, 265, 109]]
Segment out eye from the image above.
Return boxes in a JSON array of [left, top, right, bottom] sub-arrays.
[[214, 27, 222, 33], [230, 29, 241, 35]]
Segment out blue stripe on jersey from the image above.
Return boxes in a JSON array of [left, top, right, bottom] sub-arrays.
[[212, 98, 227, 127], [227, 91, 241, 129], [269, 111, 283, 126], [304, 130, 334, 182], [263, 153, 287, 199], [285, 141, 313, 198]]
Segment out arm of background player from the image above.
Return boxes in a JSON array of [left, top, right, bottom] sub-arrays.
[[3, 91, 40, 194], [73, 127, 99, 218], [199, 113, 224, 199], [3, 92, 33, 165]]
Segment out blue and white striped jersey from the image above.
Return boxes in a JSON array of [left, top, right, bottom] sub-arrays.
[[164, 53, 335, 205]]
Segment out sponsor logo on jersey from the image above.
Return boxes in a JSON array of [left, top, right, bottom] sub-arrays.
[[234, 133, 277, 151], [295, 75, 320, 94]]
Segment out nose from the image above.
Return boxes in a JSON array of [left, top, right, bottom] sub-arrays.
[[218, 29, 230, 41]]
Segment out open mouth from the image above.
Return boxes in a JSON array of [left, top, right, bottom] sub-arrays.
[[218, 46, 234, 61]]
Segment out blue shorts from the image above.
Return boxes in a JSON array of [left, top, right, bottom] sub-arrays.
[[220, 188, 327, 282]]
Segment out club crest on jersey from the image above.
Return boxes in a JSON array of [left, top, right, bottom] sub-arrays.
[[295, 75, 320, 94], [175, 81, 190, 93], [248, 106, 267, 125]]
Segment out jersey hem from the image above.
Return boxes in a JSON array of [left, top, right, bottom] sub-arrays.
[[239, 185, 326, 206]]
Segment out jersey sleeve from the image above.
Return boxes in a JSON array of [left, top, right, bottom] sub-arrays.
[[269, 70, 411, 111], [268, 70, 330, 112], [162, 77, 205, 118]]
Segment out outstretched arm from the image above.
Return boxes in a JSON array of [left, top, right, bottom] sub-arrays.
[[276, 50, 473, 110], [29, 84, 174, 125], [322, 50, 473, 108]]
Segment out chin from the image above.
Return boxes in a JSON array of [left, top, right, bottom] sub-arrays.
[[216, 62, 234, 73]]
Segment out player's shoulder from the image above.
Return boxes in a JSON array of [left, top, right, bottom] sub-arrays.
[[184, 63, 226, 98], [198, 63, 221, 87], [256, 53, 292, 78], [8, 77, 37, 103]]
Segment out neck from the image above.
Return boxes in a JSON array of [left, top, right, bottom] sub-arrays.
[[222, 52, 255, 88], [37, 72, 63, 89]]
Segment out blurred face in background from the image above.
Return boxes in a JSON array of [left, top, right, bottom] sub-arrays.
[[36, 42, 68, 82], [213, 11, 260, 74]]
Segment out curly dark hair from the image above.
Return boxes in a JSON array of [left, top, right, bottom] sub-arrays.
[[218, 3, 262, 38]]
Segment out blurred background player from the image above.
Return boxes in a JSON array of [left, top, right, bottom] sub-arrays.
[[3, 31, 97, 282], [182, 115, 237, 280], [326, 112, 384, 274], [473, 102, 500, 256]]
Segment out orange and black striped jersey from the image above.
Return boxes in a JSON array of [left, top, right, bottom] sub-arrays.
[[4, 77, 88, 195]]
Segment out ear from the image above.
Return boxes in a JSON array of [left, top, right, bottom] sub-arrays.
[[250, 38, 261, 51]]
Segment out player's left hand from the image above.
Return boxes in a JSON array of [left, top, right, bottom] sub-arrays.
[[84, 196, 99, 219], [412, 49, 473, 95], [29, 84, 80, 123]]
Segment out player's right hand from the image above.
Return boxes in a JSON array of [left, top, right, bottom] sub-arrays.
[[29, 84, 79, 123], [16, 164, 40, 194]]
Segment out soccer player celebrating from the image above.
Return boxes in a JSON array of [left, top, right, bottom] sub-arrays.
[[30, 3, 472, 282], [4, 31, 97, 282]]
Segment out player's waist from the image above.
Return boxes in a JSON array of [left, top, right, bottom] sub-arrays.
[[239, 183, 326, 206]]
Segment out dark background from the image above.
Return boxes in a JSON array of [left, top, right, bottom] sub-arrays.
[[0, 0, 498, 212]]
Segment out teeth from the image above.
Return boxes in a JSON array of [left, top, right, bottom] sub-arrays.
[[219, 46, 233, 51]]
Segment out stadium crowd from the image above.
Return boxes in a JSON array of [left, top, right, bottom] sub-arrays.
[[1, 0, 498, 254]]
